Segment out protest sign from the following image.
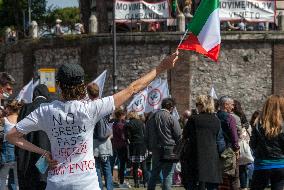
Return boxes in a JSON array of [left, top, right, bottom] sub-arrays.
[[127, 88, 148, 115], [115, 0, 170, 22], [219, 0, 275, 22], [145, 79, 169, 112]]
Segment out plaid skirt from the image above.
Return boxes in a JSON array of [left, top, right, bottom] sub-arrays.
[[129, 155, 147, 163], [128, 143, 147, 163]]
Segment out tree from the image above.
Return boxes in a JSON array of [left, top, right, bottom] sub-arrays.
[[79, 0, 91, 33], [96, 0, 108, 33], [45, 7, 80, 26], [79, 0, 112, 33], [0, 0, 46, 37]]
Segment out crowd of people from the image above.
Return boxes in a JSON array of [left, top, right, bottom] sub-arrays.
[[0, 51, 282, 190]]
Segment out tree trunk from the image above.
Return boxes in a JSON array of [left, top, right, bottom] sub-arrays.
[[79, 0, 91, 33], [96, 0, 109, 33]]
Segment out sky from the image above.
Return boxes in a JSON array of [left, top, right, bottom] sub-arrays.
[[47, 0, 79, 8]]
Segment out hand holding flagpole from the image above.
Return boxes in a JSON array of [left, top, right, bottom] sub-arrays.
[[177, 29, 189, 49]]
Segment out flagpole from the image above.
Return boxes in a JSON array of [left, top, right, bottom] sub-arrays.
[[113, 1, 117, 94], [177, 28, 189, 48]]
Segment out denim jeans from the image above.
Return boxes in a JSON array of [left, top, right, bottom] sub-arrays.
[[147, 149, 174, 190], [0, 162, 18, 190], [239, 165, 249, 188], [95, 156, 113, 190]]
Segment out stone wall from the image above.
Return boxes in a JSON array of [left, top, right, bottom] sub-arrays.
[[189, 42, 272, 117], [0, 32, 281, 118]]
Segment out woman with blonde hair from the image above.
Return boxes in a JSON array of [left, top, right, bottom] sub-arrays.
[[250, 95, 284, 190], [125, 111, 148, 188], [181, 95, 225, 190]]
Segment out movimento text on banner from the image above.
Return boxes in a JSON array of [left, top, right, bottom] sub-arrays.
[[115, 0, 170, 22], [219, 0, 275, 22]]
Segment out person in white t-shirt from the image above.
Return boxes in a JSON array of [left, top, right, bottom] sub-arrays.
[[6, 51, 179, 190]]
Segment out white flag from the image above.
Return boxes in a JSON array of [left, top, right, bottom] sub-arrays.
[[209, 86, 218, 100], [145, 79, 170, 113], [17, 79, 37, 103], [91, 70, 107, 97], [172, 107, 180, 120], [127, 88, 148, 115], [148, 78, 161, 90]]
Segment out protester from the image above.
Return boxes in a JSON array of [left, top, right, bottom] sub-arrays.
[[250, 110, 261, 128], [217, 96, 240, 190], [55, 19, 64, 36], [110, 108, 130, 188], [6, 51, 178, 190], [0, 72, 15, 102], [125, 111, 148, 188], [250, 95, 284, 190], [15, 84, 51, 190], [233, 100, 252, 190], [181, 95, 225, 190], [179, 109, 191, 129], [87, 83, 113, 190], [146, 98, 182, 190], [74, 23, 85, 35], [0, 99, 22, 190]]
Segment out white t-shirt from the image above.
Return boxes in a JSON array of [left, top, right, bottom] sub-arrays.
[[3, 117, 16, 142], [16, 96, 115, 190]]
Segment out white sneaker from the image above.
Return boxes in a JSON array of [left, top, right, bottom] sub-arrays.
[[118, 183, 131, 189]]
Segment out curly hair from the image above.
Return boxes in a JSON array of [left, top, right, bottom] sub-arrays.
[[5, 99, 23, 114], [59, 83, 86, 101], [127, 111, 140, 120], [196, 95, 215, 113]]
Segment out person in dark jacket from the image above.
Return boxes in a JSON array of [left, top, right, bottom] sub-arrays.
[[217, 96, 240, 190], [16, 84, 51, 190], [125, 111, 148, 188], [110, 108, 130, 188], [182, 95, 225, 190], [250, 95, 284, 190], [146, 98, 182, 190]]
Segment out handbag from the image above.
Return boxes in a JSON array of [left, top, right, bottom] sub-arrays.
[[239, 139, 254, 165], [221, 147, 237, 177], [173, 137, 188, 160]]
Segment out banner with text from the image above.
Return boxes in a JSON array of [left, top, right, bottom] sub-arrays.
[[115, 0, 170, 22], [219, 0, 275, 22]]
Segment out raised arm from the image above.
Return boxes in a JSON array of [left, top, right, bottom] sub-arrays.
[[113, 51, 179, 108]]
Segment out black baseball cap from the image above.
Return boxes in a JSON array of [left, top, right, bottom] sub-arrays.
[[56, 63, 85, 86]]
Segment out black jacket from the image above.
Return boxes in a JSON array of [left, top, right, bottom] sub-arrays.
[[16, 84, 51, 188], [250, 124, 284, 160], [145, 109, 182, 150], [182, 113, 225, 184]]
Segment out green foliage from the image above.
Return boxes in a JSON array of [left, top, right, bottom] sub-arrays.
[[0, 0, 46, 34], [45, 7, 80, 26]]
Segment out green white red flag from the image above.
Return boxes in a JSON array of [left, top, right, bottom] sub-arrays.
[[178, 0, 221, 62]]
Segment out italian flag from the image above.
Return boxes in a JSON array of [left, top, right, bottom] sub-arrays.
[[178, 0, 221, 62]]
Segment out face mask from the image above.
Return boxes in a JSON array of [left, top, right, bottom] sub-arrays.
[[2, 92, 10, 99]]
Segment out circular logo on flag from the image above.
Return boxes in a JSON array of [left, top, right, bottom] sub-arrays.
[[148, 88, 162, 106], [132, 94, 146, 112]]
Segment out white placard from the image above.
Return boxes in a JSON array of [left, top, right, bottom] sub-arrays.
[[115, 0, 170, 22], [219, 0, 275, 22]]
